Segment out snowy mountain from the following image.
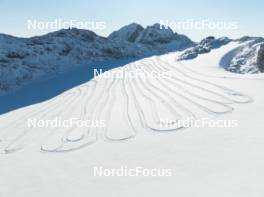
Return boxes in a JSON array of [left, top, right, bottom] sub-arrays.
[[0, 28, 151, 93], [221, 37, 264, 73], [109, 23, 195, 50], [0, 24, 194, 94], [177, 36, 264, 74], [108, 23, 144, 42], [0, 23, 263, 96]]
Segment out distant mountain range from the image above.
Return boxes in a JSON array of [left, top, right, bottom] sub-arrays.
[[0, 23, 263, 94]]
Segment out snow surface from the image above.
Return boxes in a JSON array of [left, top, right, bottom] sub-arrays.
[[1, 41, 264, 197]]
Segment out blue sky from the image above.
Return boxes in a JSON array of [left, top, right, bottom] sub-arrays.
[[0, 0, 263, 41]]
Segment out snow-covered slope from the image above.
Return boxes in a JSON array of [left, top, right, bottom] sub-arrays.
[[0, 39, 264, 197], [1, 40, 263, 153], [1, 41, 264, 197]]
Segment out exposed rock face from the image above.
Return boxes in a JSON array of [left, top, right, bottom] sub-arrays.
[[178, 36, 264, 74], [178, 36, 231, 60], [237, 36, 264, 44], [257, 43, 264, 72], [222, 38, 264, 74]]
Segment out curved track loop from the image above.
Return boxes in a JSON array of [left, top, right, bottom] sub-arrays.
[[0, 55, 254, 154]]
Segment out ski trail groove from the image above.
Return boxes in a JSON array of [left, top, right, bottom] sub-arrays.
[[0, 55, 255, 154]]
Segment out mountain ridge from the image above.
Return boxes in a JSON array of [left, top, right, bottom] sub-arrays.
[[0, 23, 194, 94], [0, 23, 263, 95]]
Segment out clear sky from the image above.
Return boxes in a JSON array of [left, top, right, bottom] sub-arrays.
[[0, 0, 263, 41]]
